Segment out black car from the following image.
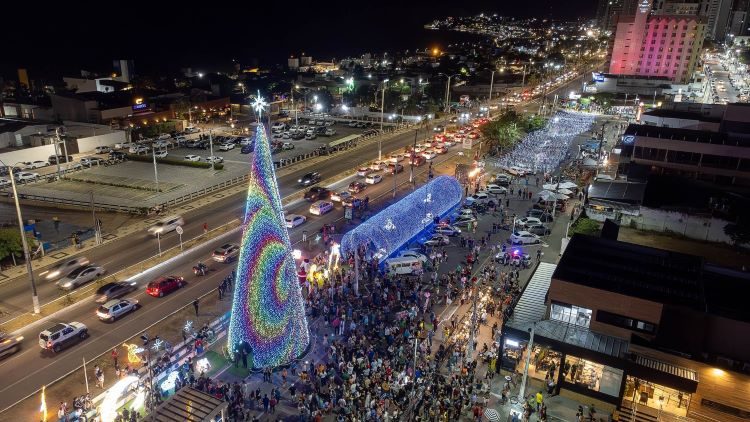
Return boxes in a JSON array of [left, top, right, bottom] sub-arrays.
[[94, 281, 137, 304], [304, 187, 331, 201], [241, 144, 254, 154], [49, 155, 74, 164], [298, 172, 321, 186], [348, 181, 366, 193], [388, 164, 404, 174], [109, 151, 127, 160]]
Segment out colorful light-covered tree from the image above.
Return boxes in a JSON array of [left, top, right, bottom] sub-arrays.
[[227, 109, 309, 368]]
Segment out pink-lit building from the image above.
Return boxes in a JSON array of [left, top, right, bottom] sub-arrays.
[[609, 0, 706, 83]]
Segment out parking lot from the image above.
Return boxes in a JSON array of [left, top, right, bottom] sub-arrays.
[[11, 122, 378, 210]]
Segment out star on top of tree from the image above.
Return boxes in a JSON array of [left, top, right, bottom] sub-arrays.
[[251, 90, 268, 119]]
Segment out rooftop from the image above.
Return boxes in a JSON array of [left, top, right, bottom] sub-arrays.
[[625, 123, 743, 146], [555, 235, 750, 322], [588, 181, 646, 205], [642, 108, 722, 123]]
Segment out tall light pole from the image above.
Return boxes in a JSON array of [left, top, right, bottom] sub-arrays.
[[208, 129, 215, 171], [488, 70, 495, 102], [379, 79, 389, 160], [2, 161, 40, 314], [151, 148, 160, 193]]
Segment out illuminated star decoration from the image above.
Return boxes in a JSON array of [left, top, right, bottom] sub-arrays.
[[424, 193, 433, 203], [227, 120, 310, 368], [383, 218, 397, 231], [251, 90, 268, 120], [422, 212, 434, 225], [183, 320, 193, 334], [151, 338, 164, 352]]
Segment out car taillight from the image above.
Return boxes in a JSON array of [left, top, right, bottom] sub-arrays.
[[47, 341, 52, 348]]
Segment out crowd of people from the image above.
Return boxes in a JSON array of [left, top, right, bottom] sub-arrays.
[[498, 111, 596, 174]]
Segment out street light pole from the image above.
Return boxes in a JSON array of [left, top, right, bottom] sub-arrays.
[[445, 76, 452, 113], [489, 70, 495, 102], [90, 191, 100, 245], [6, 165, 40, 314], [379, 79, 389, 161], [151, 148, 160, 193], [209, 129, 215, 171]]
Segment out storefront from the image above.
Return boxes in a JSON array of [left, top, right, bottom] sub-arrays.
[[563, 354, 624, 398], [623, 376, 690, 418]]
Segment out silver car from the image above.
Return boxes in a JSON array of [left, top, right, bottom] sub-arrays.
[[96, 298, 140, 321], [41, 257, 90, 281], [57, 265, 106, 290]]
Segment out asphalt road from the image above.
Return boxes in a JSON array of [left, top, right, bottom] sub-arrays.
[[0, 70, 595, 410], [0, 126, 466, 411]]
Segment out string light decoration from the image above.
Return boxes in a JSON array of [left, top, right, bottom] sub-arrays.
[[341, 175, 462, 261], [227, 121, 309, 368]]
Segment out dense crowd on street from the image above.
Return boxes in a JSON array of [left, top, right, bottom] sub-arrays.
[[498, 111, 596, 174]]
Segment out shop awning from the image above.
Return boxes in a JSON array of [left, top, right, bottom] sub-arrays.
[[148, 386, 228, 421], [534, 319, 629, 358]]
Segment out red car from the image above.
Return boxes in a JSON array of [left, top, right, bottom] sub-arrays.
[[146, 276, 185, 297], [348, 181, 367, 193]]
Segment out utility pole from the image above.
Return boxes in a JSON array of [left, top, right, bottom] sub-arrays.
[[519, 323, 536, 402], [90, 191, 100, 245], [6, 166, 40, 314], [488, 70, 495, 102], [209, 129, 215, 171], [409, 129, 417, 185], [151, 148, 160, 193]]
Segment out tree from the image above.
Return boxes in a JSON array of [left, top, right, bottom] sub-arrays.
[[570, 218, 600, 237], [0, 228, 25, 262]]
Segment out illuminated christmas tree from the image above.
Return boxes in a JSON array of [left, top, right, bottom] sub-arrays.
[[227, 93, 309, 368]]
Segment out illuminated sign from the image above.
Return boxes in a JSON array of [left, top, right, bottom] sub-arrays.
[[592, 72, 605, 82], [622, 135, 635, 145], [639, 0, 650, 13], [132, 103, 149, 111]]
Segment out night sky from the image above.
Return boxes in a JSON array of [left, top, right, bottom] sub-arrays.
[[1, 0, 596, 80]]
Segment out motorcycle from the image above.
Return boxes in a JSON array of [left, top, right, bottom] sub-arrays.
[[193, 263, 208, 276]]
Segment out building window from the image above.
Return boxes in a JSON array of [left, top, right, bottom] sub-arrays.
[[564, 355, 623, 397], [551, 302, 592, 327], [596, 310, 658, 334]]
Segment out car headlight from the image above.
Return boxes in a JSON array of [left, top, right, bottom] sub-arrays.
[[62, 282, 72, 288], [46, 270, 60, 279], [298, 179, 302, 183]]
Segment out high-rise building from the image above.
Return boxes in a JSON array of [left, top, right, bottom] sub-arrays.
[[728, 0, 749, 36], [597, 0, 640, 32], [609, 0, 706, 83], [698, 0, 735, 39]]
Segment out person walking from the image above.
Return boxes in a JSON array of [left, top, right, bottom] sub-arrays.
[[111, 349, 118, 368], [193, 298, 200, 316], [203, 222, 208, 234], [94, 365, 104, 388]]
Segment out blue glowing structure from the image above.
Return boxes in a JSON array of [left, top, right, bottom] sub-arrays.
[[341, 175, 462, 261]]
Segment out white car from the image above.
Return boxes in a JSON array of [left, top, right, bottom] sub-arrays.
[[29, 161, 49, 169], [397, 250, 429, 264], [423, 234, 450, 247], [56, 265, 106, 290], [422, 150, 437, 160], [132, 145, 149, 154], [205, 156, 224, 163], [39, 322, 88, 352], [271, 122, 286, 132], [357, 167, 371, 177], [153, 150, 168, 158], [465, 192, 490, 205], [434, 225, 461, 236], [94, 146, 112, 154], [285, 214, 307, 228], [388, 154, 404, 163], [184, 155, 201, 162], [309, 200, 334, 216], [510, 230, 541, 245], [515, 217, 543, 228], [331, 191, 352, 202], [115, 142, 134, 150], [369, 161, 387, 171], [153, 140, 169, 149], [219, 143, 235, 151], [365, 174, 383, 184], [0, 178, 11, 188], [157, 133, 172, 140], [14, 172, 39, 182], [96, 298, 140, 322], [41, 256, 90, 281], [147, 215, 185, 236], [485, 184, 508, 195]]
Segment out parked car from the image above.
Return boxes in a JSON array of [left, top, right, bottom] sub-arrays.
[[285, 214, 307, 228], [465, 192, 489, 206], [146, 276, 185, 297], [525, 209, 554, 222], [304, 186, 331, 201], [342, 196, 362, 208], [38, 322, 88, 352], [526, 224, 551, 236], [241, 144, 254, 154], [309, 200, 334, 215], [298, 172, 321, 186], [41, 256, 90, 281], [510, 230, 541, 245], [397, 250, 429, 264], [96, 298, 140, 322], [218, 142, 235, 151], [485, 184, 508, 195], [422, 151, 437, 160], [282, 142, 295, 150], [94, 146, 112, 154], [0, 178, 11, 188], [348, 181, 366, 193], [153, 150, 168, 158], [184, 154, 201, 162], [147, 215, 185, 236], [423, 234, 450, 247], [81, 157, 105, 166], [212, 243, 240, 263], [56, 265, 106, 290], [515, 217, 544, 228], [94, 281, 137, 304], [14, 172, 39, 182], [434, 224, 461, 236], [205, 156, 224, 164], [453, 215, 478, 228], [49, 155, 73, 164]]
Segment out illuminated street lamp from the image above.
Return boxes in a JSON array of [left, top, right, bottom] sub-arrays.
[[379, 79, 390, 160]]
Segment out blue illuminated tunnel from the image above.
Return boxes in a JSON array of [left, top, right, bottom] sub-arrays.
[[341, 175, 463, 261]]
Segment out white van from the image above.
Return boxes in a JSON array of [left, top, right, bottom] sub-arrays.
[[384, 257, 423, 275]]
